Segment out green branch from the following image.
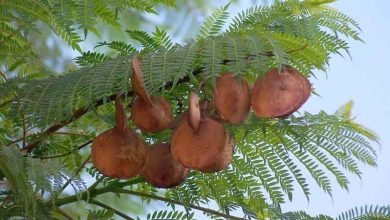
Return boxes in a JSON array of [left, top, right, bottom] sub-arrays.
[[55, 177, 245, 220], [90, 199, 135, 220], [55, 177, 145, 206], [112, 189, 246, 220]]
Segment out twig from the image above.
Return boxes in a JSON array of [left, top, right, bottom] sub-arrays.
[[22, 115, 27, 148], [53, 131, 88, 136], [0, 99, 12, 109], [21, 104, 105, 153], [6, 136, 25, 147], [32, 140, 92, 159], [55, 177, 145, 206], [0, 70, 7, 82], [258, 44, 308, 57], [87, 176, 105, 192], [57, 155, 91, 197], [286, 44, 308, 54], [55, 178, 244, 220], [56, 208, 74, 220], [89, 199, 135, 220], [0, 194, 11, 208]]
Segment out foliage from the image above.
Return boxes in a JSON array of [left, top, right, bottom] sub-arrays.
[[0, 0, 385, 219], [0, 0, 176, 77], [281, 205, 390, 220]]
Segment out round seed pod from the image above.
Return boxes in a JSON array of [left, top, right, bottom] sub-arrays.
[[171, 117, 227, 170], [198, 135, 235, 173], [251, 69, 304, 118], [214, 73, 251, 124], [142, 143, 189, 188], [92, 97, 147, 179], [285, 66, 311, 107], [131, 96, 173, 133]]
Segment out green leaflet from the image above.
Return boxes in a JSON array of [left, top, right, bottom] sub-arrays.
[[0, 146, 86, 219], [0, 0, 176, 77]]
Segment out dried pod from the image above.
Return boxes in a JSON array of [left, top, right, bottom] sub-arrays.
[[198, 135, 235, 173], [142, 143, 189, 188], [285, 66, 311, 107], [132, 56, 151, 104], [214, 73, 251, 124], [92, 97, 146, 179], [171, 117, 227, 170], [131, 96, 173, 133], [189, 92, 200, 130], [251, 69, 304, 118]]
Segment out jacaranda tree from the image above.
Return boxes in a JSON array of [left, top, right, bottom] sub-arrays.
[[0, 0, 389, 219]]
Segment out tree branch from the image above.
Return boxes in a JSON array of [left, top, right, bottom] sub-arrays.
[[15, 44, 307, 153], [89, 199, 135, 220], [20, 74, 192, 153], [55, 178, 245, 220], [113, 189, 245, 220]]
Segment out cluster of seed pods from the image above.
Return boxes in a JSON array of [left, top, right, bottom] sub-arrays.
[[91, 56, 311, 188]]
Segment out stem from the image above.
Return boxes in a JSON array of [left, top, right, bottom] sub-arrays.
[[22, 115, 26, 148], [53, 132, 88, 136], [55, 177, 144, 206], [286, 44, 308, 54], [90, 199, 135, 220], [56, 155, 91, 198], [32, 140, 92, 159], [113, 189, 245, 220], [56, 208, 74, 220], [0, 70, 7, 82], [55, 176, 243, 219], [0, 99, 12, 109], [6, 136, 24, 147], [88, 176, 105, 192]]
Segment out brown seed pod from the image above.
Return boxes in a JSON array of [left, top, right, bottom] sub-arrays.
[[171, 117, 227, 170], [132, 56, 151, 104], [142, 143, 189, 188], [198, 135, 235, 173], [285, 66, 311, 107], [131, 96, 173, 133], [92, 97, 147, 179], [214, 73, 251, 124], [251, 68, 304, 118]]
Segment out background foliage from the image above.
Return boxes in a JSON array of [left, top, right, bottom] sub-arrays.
[[0, 0, 387, 219]]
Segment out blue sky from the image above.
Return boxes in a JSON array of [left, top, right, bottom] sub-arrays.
[[299, 0, 390, 216], [230, 0, 390, 216]]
